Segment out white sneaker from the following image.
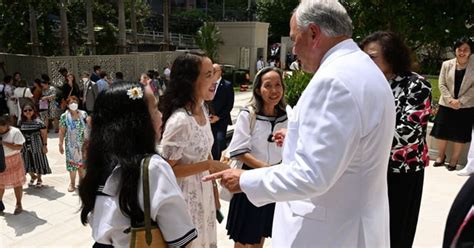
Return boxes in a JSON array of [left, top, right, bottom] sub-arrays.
[[457, 168, 474, 176]]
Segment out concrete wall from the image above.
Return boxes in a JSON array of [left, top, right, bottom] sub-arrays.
[[0, 51, 182, 87], [280, 36, 294, 70], [215, 22, 269, 81]]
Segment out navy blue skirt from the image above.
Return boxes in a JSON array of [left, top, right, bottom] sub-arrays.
[[226, 164, 275, 244]]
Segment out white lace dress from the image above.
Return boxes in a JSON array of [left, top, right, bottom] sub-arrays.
[[158, 106, 217, 248]]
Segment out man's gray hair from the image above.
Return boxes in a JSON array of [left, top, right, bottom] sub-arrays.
[[295, 0, 353, 37]]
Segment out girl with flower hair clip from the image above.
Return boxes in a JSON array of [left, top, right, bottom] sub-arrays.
[[79, 81, 196, 247]]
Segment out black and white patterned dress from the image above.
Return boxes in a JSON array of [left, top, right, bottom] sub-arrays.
[[20, 118, 51, 175]]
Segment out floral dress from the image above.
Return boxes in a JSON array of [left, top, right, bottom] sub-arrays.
[[39, 85, 58, 121], [158, 106, 217, 248], [60, 110, 87, 171]]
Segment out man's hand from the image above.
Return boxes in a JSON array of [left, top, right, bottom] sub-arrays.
[[203, 169, 244, 194], [273, 128, 287, 147]]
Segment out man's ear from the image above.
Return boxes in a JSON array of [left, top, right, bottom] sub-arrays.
[[309, 23, 320, 41]]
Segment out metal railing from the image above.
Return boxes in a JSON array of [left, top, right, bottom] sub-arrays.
[[128, 31, 197, 49]]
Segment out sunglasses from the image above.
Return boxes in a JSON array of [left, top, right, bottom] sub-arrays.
[[23, 108, 34, 113]]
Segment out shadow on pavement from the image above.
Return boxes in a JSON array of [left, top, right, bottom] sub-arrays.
[[4, 210, 47, 236], [23, 185, 66, 201]]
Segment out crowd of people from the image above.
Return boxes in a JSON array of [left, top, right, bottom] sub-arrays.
[[0, 0, 473, 247], [0, 65, 168, 215]]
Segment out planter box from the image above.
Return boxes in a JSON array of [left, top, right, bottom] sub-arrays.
[[426, 122, 470, 166]]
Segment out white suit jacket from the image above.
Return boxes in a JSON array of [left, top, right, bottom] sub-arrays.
[[240, 39, 396, 247]]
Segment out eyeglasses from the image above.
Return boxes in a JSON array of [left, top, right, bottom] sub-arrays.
[[267, 134, 275, 143], [23, 109, 33, 113]]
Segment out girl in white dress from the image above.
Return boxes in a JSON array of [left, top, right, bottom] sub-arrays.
[[79, 82, 197, 247], [158, 52, 228, 248]]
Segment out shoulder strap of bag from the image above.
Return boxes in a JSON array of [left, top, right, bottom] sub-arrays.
[[247, 106, 257, 132], [22, 88, 26, 98], [68, 86, 73, 98], [142, 155, 153, 246]]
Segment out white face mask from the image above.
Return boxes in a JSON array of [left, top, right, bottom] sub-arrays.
[[68, 103, 78, 111], [82, 78, 89, 82]]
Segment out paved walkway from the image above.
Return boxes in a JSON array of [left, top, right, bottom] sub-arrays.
[[0, 90, 470, 247]]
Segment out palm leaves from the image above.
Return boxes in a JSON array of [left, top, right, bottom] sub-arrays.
[[195, 22, 224, 62]]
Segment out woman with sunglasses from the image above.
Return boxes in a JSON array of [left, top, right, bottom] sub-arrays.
[[19, 102, 51, 188], [225, 67, 288, 248]]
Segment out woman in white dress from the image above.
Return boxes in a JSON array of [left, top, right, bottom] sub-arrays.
[[12, 80, 33, 125], [158, 52, 228, 248]]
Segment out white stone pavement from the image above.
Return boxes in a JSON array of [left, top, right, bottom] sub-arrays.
[[0, 90, 470, 247]]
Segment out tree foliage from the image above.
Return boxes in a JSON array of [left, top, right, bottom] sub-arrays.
[[0, 0, 151, 56], [195, 22, 224, 63], [342, 0, 474, 74], [256, 0, 299, 43]]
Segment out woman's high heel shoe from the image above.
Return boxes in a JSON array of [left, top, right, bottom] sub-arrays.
[[447, 162, 458, 171], [433, 156, 446, 167]]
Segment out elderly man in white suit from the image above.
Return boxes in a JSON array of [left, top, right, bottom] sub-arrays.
[[205, 0, 395, 247]]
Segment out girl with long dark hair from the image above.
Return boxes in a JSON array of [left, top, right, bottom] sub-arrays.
[[79, 82, 196, 247], [158, 52, 228, 247]]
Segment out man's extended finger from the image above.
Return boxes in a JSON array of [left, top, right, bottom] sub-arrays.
[[202, 170, 226, 182]]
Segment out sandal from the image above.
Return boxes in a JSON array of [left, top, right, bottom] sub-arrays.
[[35, 181, 43, 188], [13, 205, 23, 215], [67, 184, 76, 192], [28, 175, 37, 186]]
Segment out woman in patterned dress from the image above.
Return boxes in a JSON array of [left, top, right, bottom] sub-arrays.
[[158, 52, 228, 248], [361, 31, 432, 248], [38, 74, 57, 132], [58, 96, 88, 193], [19, 102, 51, 188]]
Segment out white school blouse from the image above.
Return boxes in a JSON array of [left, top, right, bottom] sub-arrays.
[[89, 155, 197, 248], [228, 108, 287, 166]]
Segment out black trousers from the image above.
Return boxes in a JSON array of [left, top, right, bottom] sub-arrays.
[[211, 122, 227, 161], [388, 170, 424, 248]]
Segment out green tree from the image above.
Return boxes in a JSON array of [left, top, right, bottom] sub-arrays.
[[256, 0, 299, 43], [0, 0, 151, 56], [195, 22, 224, 62], [343, 0, 474, 74]]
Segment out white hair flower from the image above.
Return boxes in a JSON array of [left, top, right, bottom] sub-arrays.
[[127, 87, 143, 100]]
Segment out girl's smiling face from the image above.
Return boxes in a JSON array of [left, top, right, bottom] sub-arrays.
[[195, 57, 216, 102]]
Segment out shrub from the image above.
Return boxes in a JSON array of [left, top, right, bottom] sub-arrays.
[[284, 70, 313, 107]]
